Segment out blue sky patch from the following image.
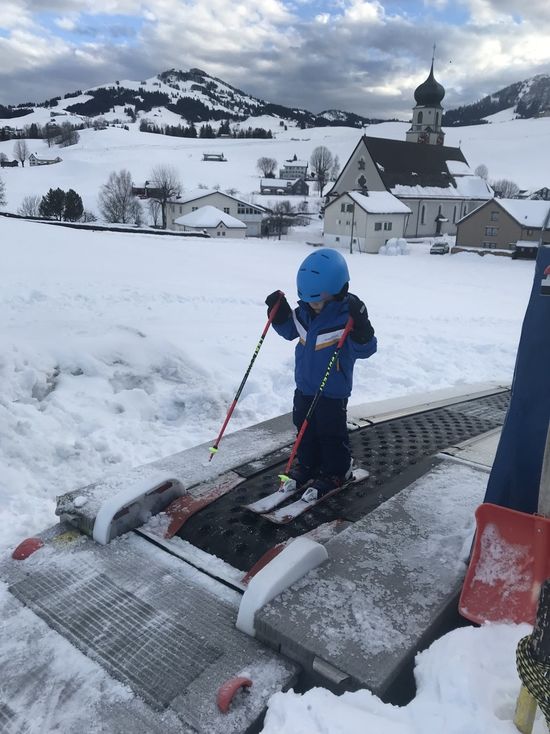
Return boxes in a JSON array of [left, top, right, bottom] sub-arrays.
[[35, 12, 146, 46]]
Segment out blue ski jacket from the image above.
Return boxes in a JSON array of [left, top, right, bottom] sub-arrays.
[[272, 295, 377, 398]]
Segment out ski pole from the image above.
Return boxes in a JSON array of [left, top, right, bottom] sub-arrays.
[[209, 291, 285, 460], [278, 316, 354, 485]]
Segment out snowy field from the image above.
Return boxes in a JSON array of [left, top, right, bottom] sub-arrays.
[[1, 210, 545, 733], [1, 115, 550, 217]]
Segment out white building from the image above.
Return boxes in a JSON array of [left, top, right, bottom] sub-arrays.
[[280, 158, 308, 180], [28, 153, 62, 166], [174, 206, 247, 239], [324, 191, 411, 253], [166, 190, 266, 237], [326, 61, 492, 239]]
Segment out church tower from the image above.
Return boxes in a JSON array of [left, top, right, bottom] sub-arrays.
[[406, 53, 446, 146]]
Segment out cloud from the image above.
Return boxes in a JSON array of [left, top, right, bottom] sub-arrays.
[[0, 0, 549, 118]]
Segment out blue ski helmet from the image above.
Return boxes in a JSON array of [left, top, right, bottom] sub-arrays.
[[297, 249, 350, 302]]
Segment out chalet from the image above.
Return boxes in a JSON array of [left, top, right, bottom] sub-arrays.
[[260, 178, 309, 196], [280, 157, 308, 180], [327, 61, 492, 240], [174, 206, 246, 238], [132, 181, 164, 199], [455, 198, 550, 254], [0, 159, 18, 167], [166, 190, 267, 237], [324, 191, 411, 253], [202, 153, 227, 162], [28, 153, 62, 166], [530, 187, 550, 201]]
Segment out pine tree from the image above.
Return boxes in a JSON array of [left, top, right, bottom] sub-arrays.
[[64, 189, 84, 221], [39, 188, 66, 219]]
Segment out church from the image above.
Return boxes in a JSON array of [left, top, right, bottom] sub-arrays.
[[323, 61, 493, 253]]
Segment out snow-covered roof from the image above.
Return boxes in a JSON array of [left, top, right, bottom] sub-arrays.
[[260, 178, 294, 187], [341, 191, 411, 214], [446, 160, 472, 176], [171, 189, 266, 211], [497, 198, 550, 228], [174, 205, 246, 229], [282, 159, 308, 167], [391, 175, 493, 200]]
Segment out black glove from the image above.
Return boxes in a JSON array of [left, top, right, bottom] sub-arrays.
[[265, 290, 292, 325], [348, 294, 375, 344]]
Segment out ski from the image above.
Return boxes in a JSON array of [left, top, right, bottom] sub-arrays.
[[260, 468, 369, 525], [243, 477, 312, 514]]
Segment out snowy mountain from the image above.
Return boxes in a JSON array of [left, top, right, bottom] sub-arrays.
[[0, 68, 384, 129], [443, 73, 550, 126]]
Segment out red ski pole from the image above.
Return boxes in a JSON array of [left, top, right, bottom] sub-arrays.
[[209, 292, 285, 460], [278, 316, 354, 485]]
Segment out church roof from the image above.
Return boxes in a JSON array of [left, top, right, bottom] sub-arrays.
[[414, 61, 445, 107], [363, 136, 468, 190]]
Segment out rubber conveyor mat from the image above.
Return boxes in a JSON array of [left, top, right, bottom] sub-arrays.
[[176, 391, 509, 570]]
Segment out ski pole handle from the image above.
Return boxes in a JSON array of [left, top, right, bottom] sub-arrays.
[[209, 292, 285, 460]]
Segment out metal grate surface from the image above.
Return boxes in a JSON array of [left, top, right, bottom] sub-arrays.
[[9, 569, 223, 710], [177, 392, 509, 571]]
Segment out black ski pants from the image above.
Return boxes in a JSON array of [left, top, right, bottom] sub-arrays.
[[292, 388, 351, 478]]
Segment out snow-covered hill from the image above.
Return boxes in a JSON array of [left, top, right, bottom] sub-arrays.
[[1, 116, 549, 218]]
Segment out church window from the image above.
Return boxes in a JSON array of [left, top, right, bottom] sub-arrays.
[[420, 205, 426, 225], [358, 158, 366, 170], [418, 111, 423, 124]]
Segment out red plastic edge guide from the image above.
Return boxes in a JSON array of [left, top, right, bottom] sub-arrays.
[[216, 676, 253, 713], [12, 537, 44, 560]]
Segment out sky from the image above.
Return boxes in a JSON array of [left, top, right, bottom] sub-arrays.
[[1, 0, 550, 119]]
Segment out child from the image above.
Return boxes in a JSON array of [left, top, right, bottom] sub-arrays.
[[266, 248, 377, 501]]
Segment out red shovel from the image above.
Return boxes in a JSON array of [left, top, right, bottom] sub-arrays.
[[459, 422, 550, 625]]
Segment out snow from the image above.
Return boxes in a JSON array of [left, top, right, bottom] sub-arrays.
[[347, 190, 411, 213], [174, 205, 245, 228], [496, 198, 550, 228], [0, 117, 547, 732]]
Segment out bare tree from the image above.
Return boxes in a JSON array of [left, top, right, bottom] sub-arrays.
[[257, 157, 277, 177], [148, 198, 161, 227], [310, 146, 334, 194], [57, 122, 80, 147], [98, 170, 142, 224], [17, 194, 41, 217], [0, 152, 8, 165], [491, 178, 520, 198], [149, 164, 181, 229], [474, 164, 489, 180], [0, 175, 6, 206], [13, 139, 30, 167], [330, 154, 341, 181]]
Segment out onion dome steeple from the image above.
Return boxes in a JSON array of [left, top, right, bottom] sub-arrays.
[[414, 60, 445, 107]]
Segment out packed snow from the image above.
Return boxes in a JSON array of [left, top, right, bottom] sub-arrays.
[[1, 117, 547, 732]]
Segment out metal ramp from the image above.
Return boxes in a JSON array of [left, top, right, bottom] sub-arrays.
[[1, 527, 297, 734]]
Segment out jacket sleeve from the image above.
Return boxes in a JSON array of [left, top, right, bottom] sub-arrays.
[[349, 335, 377, 360], [272, 310, 299, 341]]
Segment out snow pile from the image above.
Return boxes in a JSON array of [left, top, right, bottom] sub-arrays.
[[379, 237, 410, 255]]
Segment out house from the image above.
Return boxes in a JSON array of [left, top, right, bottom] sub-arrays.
[[327, 61, 492, 238], [260, 178, 309, 196], [530, 187, 550, 201], [324, 191, 411, 253], [280, 157, 308, 180], [202, 153, 227, 162], [28, 153, 62, 166], [132, 181, 165, 199], [166, 190, 267, 236], [455, 198, 550, 254], [174, 206, 246, 238], [0, 159, 18, 167]]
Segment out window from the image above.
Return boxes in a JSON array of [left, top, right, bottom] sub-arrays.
[[490, 211, 498, 222], [335, 236, 340, 242], [484, 226, 497, 236], [418, 111, 423, 124], [453, 206, 457, 223], [192, 206, 198, 211], [346, 204, 354, 212], [222, 231, 226, 236], [383, 222, 392, 231], [224, 207, 230, 214], [179, 206, 183, 214], [374, 222, 382, 231], [420, 205, 426, 225], [341, 203, 346, 212], [463, 205, 467, 216], [217, 231, 221, 236]]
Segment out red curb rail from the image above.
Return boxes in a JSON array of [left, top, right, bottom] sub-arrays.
[[12, 537, 44, 560], [216, 676, 253, 713]]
